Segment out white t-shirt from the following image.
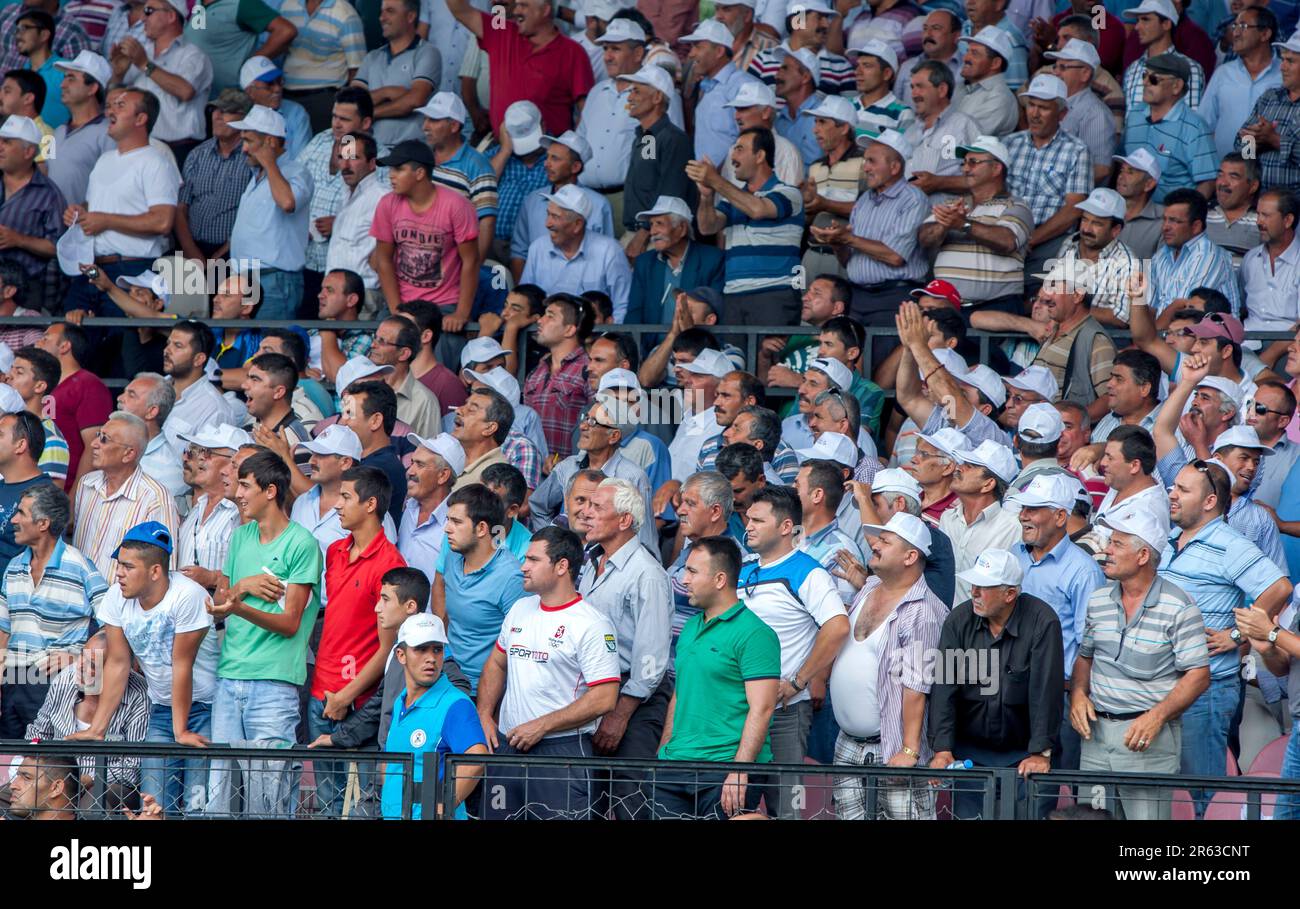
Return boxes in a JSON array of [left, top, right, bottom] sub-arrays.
[[96, 571, 220, 706], [495, 594, 620, 739], [85, 145, 181, 258], [829, 606, 887, 739]]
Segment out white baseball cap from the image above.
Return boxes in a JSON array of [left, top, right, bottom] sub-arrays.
[[1275, 32, 1300, 54], [0, 383, 25, 414], [229, 104, 286, 138], [418, 91, 469, 124], [466, 365, 521, 406], [1004, 365, 1059, 402], [398, 612, 449, 647], [622, 64, 675, 101], [1113, 147, 1162, 181], [923, 347, 968, 382], [1195, 375, 1243, 409], [1020, 73, 1067, 103], [0, 342, 13, 375], [954, 439, 1019, 483], [788, 0, 838, 16], [966, 25, 1014, 63], [872, 467, 923, 502], [1017, 402, 1064, 444], [963, 364, 1008, 408], [1212, 424, 1273, 455], [774, 46, 821, 86], [460, 338, 508, 370], [1123, 0, 1178, 22], [636, 195, 692, 222], [336, 355, 394, 394], [859, 126, 913, 158], [679, 348, 732, 379], [0, 115, 41, 146], [957, 134, 1012, 169], [847, 38, 898, 72], [917, 426, 971, 460], [504, 100, 544, 154], [541, 130, 593, 164], [808, 357, 853, 393], [1075, 187, 1126, 221], [862, 511, 932, 557], [115, 269, 170, 306], [239, 56, 283, 90], [1007, 472, 1077, 511], [178, 423, 253, 452], [597, 17, 647, 43], [54, 50, 112, 90], [680, 19, 733, 47], [407, 431, 467, 475], [298, 423, 363, 460], [715, 0, 757, 7], [582, 0, 619, 21], [795, 431, 858, 468], [597, 367, 642, 393], [958, 548, 1024, 588], [807, 94, 856, 126], [724, 80, 779, 109], [543, 183, 593, 222], [1045, 38, 1100, 71], [1098, 503, 1169, 553], [161, 0, 188, 18]]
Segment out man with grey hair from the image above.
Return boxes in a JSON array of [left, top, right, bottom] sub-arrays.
[[1071, 507, 1209, 819], [529, 397, 655, 552], [116, 371, 186, 503], [724, 404, 793, 485], [622, 65, 696, 262], [904, 59, 978, 205], [72, 411, 180, 580], [668, 470, 746, 651], [626, 196, 725, 325], [0, 482, 108, 738], [578, 476, 673, 819], [562, 467, 606, 544]]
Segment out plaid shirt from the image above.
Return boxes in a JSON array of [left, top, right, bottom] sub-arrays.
[[1004, 128, 1093, 226], [503, 429, 544, 489], [1054, 233, 1141, 322], [0, 7, 89, 70], [1150, 231, 1241, 316], [300, 130, 352, 272], [1123, 49, 1205, 113], [177, 494, 242, 575], [0, 539, 107, 670], [1238, 87, 1300, 191], [179, 136, 251, 247], [0, 169, 66, 311], [523, 347, 590, 461], [485, 145, 548, 242]]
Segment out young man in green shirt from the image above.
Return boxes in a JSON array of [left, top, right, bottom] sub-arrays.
[[205, 450, 323, 817], [655, 535, 780, 819]]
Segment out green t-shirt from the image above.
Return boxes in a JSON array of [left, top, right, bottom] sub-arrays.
[[659, 601, 781, 763], [219, 520, 323, 685]]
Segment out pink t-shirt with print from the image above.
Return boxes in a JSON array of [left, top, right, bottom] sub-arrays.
[[370, 188, 478, 309]]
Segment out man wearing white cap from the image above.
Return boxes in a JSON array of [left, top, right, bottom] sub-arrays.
[[1050, 187, 1141, 327], [997, 364, 1058, 432], [800, 94, 859, 227], [959, 0, 1028, 90], [794, 456, 863, 606], [895, 10, 964, 107], [110, 0, 212, 155], [227, 104, 314, 320], [847, 38, 913, 138], [625, 198, 725, 326], [237, 57, 312, 160], [484, 101, 549, 258], [0, 115, 64, 312], [663, 347, 730, 484], [940, 439, 1022, 606], [953, 27, 1020, 136], [1044, 39, 1118, 185], [509, 130, 614, 281], [746, 1, 853, 98], [829, 511, 946, 820], [622, 64, 697, 261], [1121, 0, 1204, 113], [458, 365, 548, 487], [1070, 506, 1209, 820], [1153, 355, 1242, 479], [903, 59, 978, 204], [780, 355, 850, 451], [1007, 402, 1075, 492], [518, 184, 632, 321], [397, 430, 461, 570], [351, 0, 439, 145], [1237, 32, 1300, 193], [175, 424, 248, 595], [47, 51, 116, 209], [768, 46, 824, 166], [930, 548, 1064, 818], [720, 79, 805, 186], [681, 18, 757, 168], [422, 91, 499, 264], [1108, 148, 1165, 260]]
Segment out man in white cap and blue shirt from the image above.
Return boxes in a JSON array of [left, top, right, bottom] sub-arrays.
[[1008, 402, 1075, 491], [423, 91, 499, 265], [1113, 147, 1165, 259], [681, 17, 758, 168], [941, 438, 1023, 606], [846, 38, 914, 137], [721, 80, 806, 187], [176, 423, 251, 596], [459, 365, 548, 488], [398, 430, 464, 574], [227, 104, 314, 321], [999, 364, 1059, 432], [509, 129, 614, 281], [1045, 38, 1118, 184], [238, 56, 311, 160], [488, 100, 550, 261], [959, 0, 1029, 90], [1051, 187, 1141, 327], [770, 46, 825, 166], [518, 183, 632, 321], [1007, 472, 1107, 775], [954, 26, 1020, 137]]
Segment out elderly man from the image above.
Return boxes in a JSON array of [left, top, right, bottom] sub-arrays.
[[509, 130, 613, 282], [1121, 54, 1216, 203], [689, 126, 804, 326], [397, 431, 461, 570], [1114, 148, 1166, 259], [621, 64, 696, 262], [518, 184, 631, 322], [939, 439, 1022, 606], [903, 60, 978, 206], [625, 195, 725, 327], [681, 18, 755, 169], [895, 9, 964, 106], [721, 79, 805, 186], [747, 0, 852, 94], [115, 371, 184, 501], [767, 46, 823, 167], [667, 470, 747, 644], [953, 27, 1019, 138], [1122, 0, 1205, 113], [799, 94, 859, 235], [237, 57, 311, 160], [1051, 188, 1141, 328], [1237, 32, 1300, 193], [71, 411, 179, 580], [175, 424, 247, 596], [1044, 39, 1117, 184]]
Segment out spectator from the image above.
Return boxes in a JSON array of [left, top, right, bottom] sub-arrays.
[[316, 270, 373, 383], [1240, 188, 1300, 334], [16, 10, 66, 119], [424, 91, 498, 264], [110, 0, 212, 163], [757, 273, 848, 389], [476, 525, 620, 820], [1199, 6, 1280, 160], [695, 369, 763, 471], [279, 0, 367, 133], [0, 116, 65, 317], [6, 755, 82, 818], [681, 18, 753, 170], [715, 0, 779, 75], [620, 64, 696, 262], [1122, 0, 1205, 113], [160, 320, 235, 447], [794, 458, 863, 605], [1051, 188, 1140, 328], [519, 185, 630, 320], [481, 461, 532, 559], [895, 9, 963, 106], [720, 79, 805, 187], [940, 439, 1022, 605], [1045, 39, 1117, 184], [1113, 148, 1165, 259], [0, 0, 90, 74], [769, 46, 823, 166], [849, 465, 958, 606], [748, 0, 852, 97], [903, 59, 978, 205], [396, 300, 468, 418], [1121, 53, 1216, 202], [625, 196, 725, 327], [115, 371, 184, 500], [961, 0, 1029, 90], [175, 424, 248, 595], [1248, 380, 1298, 509], [173, 88, 252, 262], [352, 0, 437, 145], [1204, 152, 1259, 270], [847, 38, 913, 136], [448, 384, 511, 489], [461, 364, 549, 477], [1006, 403, 1072, 488], [1145, 188, 1239, 316], [1087, 349, 1164, 450], [255, 329, 332, 430], [237, 57, 312, 160], [37, 323, 111, 490], [366, 315, 442, 438], [6, 346, 68, 484], [103, 0, 147, 59], [184, 0, 298, 99], [522, 293, 592, 461], [953, 27, 1019, 137], [0, 482, 105, 737], [1, 67, 54, 153], [666, 470, 746, 644], [1237, 32, 1300, 193], [337, 380, 407, 526], [44, 51, 111, 218]]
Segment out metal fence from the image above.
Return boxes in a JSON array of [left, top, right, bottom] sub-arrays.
[[1022, 770, 1300, 821]]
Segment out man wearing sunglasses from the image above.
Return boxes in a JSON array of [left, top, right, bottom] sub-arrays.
[[1121, 54, 1216, 204], [1246, 380, 1298, 509]]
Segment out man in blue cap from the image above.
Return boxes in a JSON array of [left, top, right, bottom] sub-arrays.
[[381, 612, 487, 819]]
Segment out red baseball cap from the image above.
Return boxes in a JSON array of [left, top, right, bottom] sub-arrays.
[[1189, 312, 1244, 345], [910, 279, 962, 309]]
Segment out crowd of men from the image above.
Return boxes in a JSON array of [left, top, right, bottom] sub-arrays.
[[3, 0, 1300, 822]]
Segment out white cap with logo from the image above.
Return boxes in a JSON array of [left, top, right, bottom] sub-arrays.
[[297, 424, 364, 460], [0, 116, 41, 146], [1019, 73, 1068, 103], [543, 183, 593, 222], [725, 80, 779, 109], [794, 431, 858, 468], [808, 356, 853, 393], [958, 548, 1024, 587], [54, 50, 113, 90], [1098, 502, 1170, 553], [773, 46, 821, 86], [418, 91, 469, 124], [636, 195, 693, 222], [1044, 38, 1100, 70], [596, 17, 648, 43], [407, 431, 467, 476], [680, 19, 734, 47], [598, 367, 642, 393], [542, 130, 593, 163], [861, 512, 932, 557], [1075, 187, 1127, 221], [398, 612, 449, 647], [1212, 424, 1273, 455], [1113, 147, 1162, 180], [622, 65, 675, 101], [847, 38, 897, 71], [967, 26, 1015, 63], [504, 100, 544, 154]]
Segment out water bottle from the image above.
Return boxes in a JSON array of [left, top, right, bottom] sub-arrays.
[[930, 759, 973, 791]]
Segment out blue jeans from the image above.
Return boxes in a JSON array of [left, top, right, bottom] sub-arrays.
[[1275, 719, 1300, 820], [306, 696, 376, 817], [1180, 674, 1241, 817], [256, 269, 304, 320], [142, 701, 212, 816], [206, 677, 301, 817]]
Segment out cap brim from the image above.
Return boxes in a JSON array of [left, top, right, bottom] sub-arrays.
[[957, 568, 1013, 587]]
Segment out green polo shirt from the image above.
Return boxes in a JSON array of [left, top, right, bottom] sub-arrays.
[[659, 601, 781, 763]]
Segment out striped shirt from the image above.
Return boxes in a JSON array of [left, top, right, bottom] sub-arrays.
[[280, 0, 367, 90], [1090, 402, 1162, 444], [939, 500, 1023, 607], [846, 176, 930, 289], [433, 140, 499, 219], [177, 494, 242, 577], [1053, 234, 1140, 322], [798, 519, 863, 606], [1123, 49, 1205, 115], [38, 417, 70, 487], [0, 539, 107, 670], [1205, 206, 1260, 272], [1031, 316, 1116, 405], [24, 663, 149, 785], [1078, 575, 1210, 714], [772, 439, 800, 483], [925, 192, 1033, 303], [1149, 231, 1241, 316], [852, 91, 915, 138], [73, 468, 181, 581], [960, 16, 1030, 90], [1005, 128, 1093, 226], [1061, 85, 1118, 172], [1122, 98, 1217, 203], [716, 174, 805, 294], [1229, 495, 1289, 576], [299, 129, 353, 272], [747, 44, 855, 97], [0, 306, 42, 350], [178, 135, 250, 247], [1237, 87, 1300, 191], [808, 147, 864, 207], [0, 169, 66, 281], [733, 26, 779, 76]]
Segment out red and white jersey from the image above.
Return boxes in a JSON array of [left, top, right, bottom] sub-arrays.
[[495, 593, 621, 738]]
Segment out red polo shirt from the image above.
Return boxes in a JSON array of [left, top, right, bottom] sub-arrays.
[[477, 14, 595, 135], [311, 531, 407, 705]]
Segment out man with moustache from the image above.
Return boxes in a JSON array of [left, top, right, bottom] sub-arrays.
[[1246, 380, 1298, 509], [1051, 188, 1141, 328], [903, 61, 978, 206], [895, 10, 964, 106], [324, 131, 387, 299], [625, 197, 725, 327], [175, 425, 249, 596]]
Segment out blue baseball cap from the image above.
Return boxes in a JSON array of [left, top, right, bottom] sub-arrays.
[[112, 521, 174, 560]]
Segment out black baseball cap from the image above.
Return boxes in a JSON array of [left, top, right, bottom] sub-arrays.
[[376, 140, 436, 172]]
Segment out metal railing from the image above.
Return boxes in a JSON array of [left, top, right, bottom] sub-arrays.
[[1022, 769, 1300, 821]]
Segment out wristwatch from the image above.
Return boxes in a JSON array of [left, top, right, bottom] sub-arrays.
[[145, 62, 157, 77], [1039, 749, 1052, 759], [789, 674, 807, 692], [1269, 626, 1282, 644], [1230, 628, 1244, 643], [962, 218, 974, 233]]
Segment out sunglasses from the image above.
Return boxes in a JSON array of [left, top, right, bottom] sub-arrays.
[[1145, 73, 1176, 85], [581, 414, 617, 430], [1253, 402, 1291, 417]]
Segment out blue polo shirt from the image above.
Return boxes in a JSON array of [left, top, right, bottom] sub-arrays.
[[1012, 535, 1107, 680], [1121, 98, 1217, 202], [439, 544, 525, 692], [26, 55, 69, 128], [381, 673, 485, 820]]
